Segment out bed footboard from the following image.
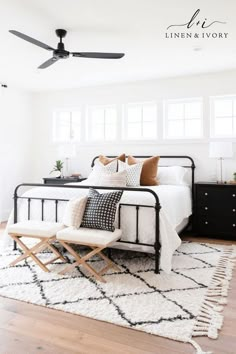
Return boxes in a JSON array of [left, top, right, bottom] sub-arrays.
[[13, 183, 162, 273]]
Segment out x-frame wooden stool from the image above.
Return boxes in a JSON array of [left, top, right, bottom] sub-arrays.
[[8, 221, 66, 272], [56, 227, 122, 282]]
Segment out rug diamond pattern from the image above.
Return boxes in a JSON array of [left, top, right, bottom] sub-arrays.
[[0, 241, 227, 338]]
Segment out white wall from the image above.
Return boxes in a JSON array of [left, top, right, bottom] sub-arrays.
[[1, 70, 235, 221], [31, 69, 236, 183], [0, 88, 33, 221]]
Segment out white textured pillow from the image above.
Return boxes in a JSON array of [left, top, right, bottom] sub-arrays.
[[118, 160, 142, 186], [157, 166, 188, 185], [94, 159, 117, 173], [63, 196, 88, 229], [99, 170, 127, 187], [87, 160, 117, 183]]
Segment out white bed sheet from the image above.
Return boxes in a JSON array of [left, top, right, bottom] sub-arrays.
[[2, 182, 192, 273]]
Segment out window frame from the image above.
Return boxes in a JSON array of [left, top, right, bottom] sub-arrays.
[[52, 108, 82, 143], [86, 104, 118, 142], [210, 95, 236, 138], [163, 97, 203, 140], [123, 101, 158, 141]]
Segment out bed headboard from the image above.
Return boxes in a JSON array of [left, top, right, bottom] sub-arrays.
[[91, 155, 196, 200]]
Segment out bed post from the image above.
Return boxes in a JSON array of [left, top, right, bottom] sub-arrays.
[[13, 187, 18, 251], [154, 203, 161, 274]]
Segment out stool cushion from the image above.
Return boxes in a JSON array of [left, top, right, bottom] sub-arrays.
[[57, 227, 122, 246], [8, 221, 65, 238]]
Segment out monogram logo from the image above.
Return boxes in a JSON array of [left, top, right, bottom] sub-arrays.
[[167, 9, 226, 31], [165, 9, 228, 39]]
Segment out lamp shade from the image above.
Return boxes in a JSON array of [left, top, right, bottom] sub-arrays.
[[209, 142, 233, 159], [58, 144, 76, 159]]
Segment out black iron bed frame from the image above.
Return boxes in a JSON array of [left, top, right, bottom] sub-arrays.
[[13, 155, 195, 274]]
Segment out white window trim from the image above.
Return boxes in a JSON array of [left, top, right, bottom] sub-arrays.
[[210, 94, 236, 139], [86, 104, 118, 142], [52, 107, 82, 143], [50, 97, 236, 147], [163, 97, 203, 140], [122, 101, 158, 141]]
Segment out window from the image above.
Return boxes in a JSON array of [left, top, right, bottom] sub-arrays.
[[88, 105, 117, 141], [164, 98, 203, 139], [124, 102, 157, 140], [53, 110, 81, 142], [211, 96, 236, 137]]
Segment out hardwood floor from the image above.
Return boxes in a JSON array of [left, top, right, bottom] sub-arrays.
[[0, 224, 235, 354]]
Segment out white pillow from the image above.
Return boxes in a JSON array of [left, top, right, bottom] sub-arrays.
[[63, 196, 88, 228], [118, 160, 142, 186], [87, 160, 117, 183], [99, 170, 127, 187], [157, 166, 188, 185]]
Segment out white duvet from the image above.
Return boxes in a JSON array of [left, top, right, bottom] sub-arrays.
[[2, 182, 192, 273]]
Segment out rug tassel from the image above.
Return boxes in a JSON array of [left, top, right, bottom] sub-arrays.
[[188, 339, 212, 354], [191, 245, 235, 349]]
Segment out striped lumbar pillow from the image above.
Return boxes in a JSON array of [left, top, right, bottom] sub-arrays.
[[98, 170, 127, 187]]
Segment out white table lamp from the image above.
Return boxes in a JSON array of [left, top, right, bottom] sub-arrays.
[[209, 142, 233, 183], [58, 144, 76, 177]]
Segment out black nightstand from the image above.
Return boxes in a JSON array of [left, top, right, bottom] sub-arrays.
[[43, 177, 85, 185], [195, 182, 236, 239]]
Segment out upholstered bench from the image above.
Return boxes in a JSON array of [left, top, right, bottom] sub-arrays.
[[56, 227, 122, 282], [8, 221, 66, 272]]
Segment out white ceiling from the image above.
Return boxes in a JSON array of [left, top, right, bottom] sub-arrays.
[[0, 0, 236, 91]]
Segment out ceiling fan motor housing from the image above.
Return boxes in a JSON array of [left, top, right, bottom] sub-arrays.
[[54, 43, 69, 59], [52, 29, 69, 58], [54, 30, 69, 58]]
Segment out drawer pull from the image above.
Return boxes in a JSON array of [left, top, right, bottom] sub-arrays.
[[233, 209, 236, 212], [205, 207, 208, 210], [233, 194, 236, 197], [205, 221, 208, 225], [205, 193, 208, 196], [233, 224, 236, 228]]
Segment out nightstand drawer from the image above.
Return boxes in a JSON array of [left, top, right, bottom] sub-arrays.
[[198, 217, 236, 236], [197, 204, 236, 217], [197, 186, 236, 208]]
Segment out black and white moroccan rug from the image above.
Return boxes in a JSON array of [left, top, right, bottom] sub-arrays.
[[0, 241, 235, 354]]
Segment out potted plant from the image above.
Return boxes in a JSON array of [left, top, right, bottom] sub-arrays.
[[234, 172, 236, 182], [50, 160, 64, 178]]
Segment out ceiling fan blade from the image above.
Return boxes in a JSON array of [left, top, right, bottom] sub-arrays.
[[9, 30, 55, 51], [38, 57, 59, 69], [72, 52, 124, 59]]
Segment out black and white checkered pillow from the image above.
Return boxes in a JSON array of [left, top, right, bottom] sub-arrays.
[[81, 188, 123, 232]]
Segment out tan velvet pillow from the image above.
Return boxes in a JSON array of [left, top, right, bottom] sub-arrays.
[[128, 156, 160, 186], [99, 154, 126, 165]]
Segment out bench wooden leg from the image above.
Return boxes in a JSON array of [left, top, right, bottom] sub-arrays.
[[44, 239, 67, 263], [10, 234, 50, 272], [10, 235, 48, 265], [58, 241, 120, 282], [91, 247, 121, 274], [58, 241, 106, 282], [9, 235, 66, 272]]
